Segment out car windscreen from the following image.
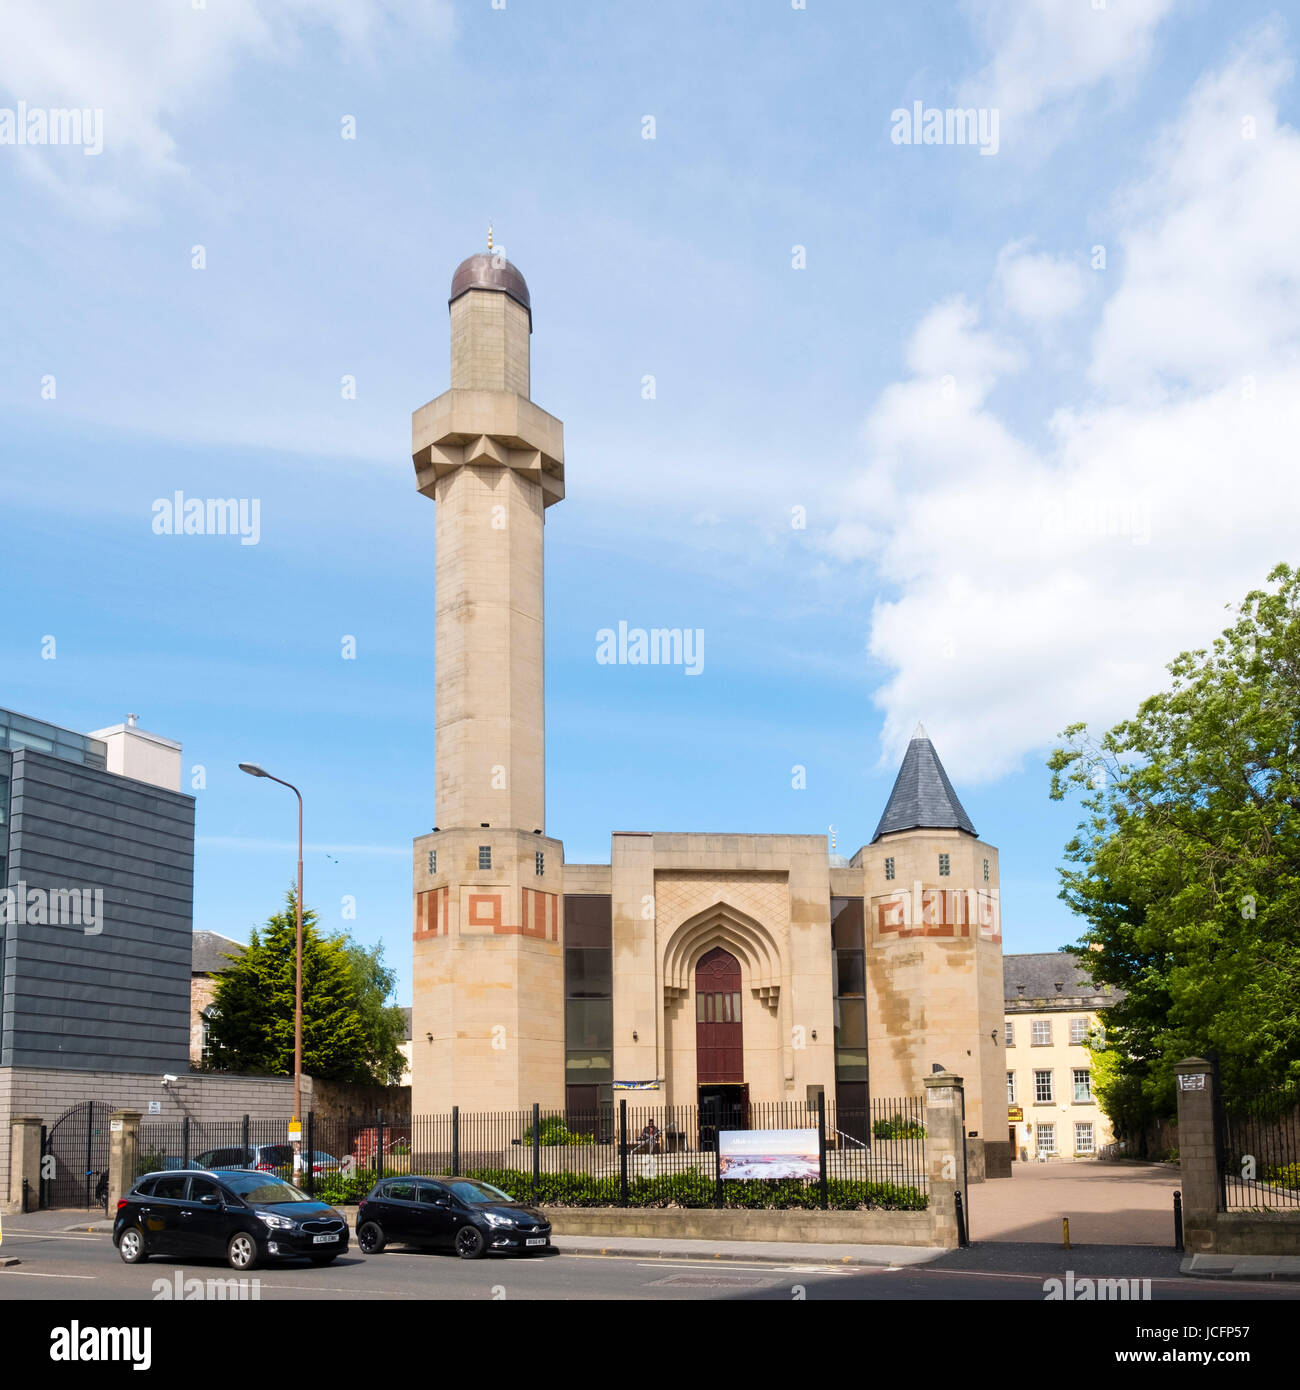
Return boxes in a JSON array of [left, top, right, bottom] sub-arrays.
[[447, 1180, 515, 1205], [219, 1172, 313, 1203]]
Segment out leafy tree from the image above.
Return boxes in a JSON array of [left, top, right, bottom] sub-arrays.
[[1048, 564, 1300, 1111], [206, 889, 375, 1084], [338, 934, 407, 1085]]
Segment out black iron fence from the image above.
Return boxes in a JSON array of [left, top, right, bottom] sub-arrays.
[[132, 1095, 929, 1211], [1218, 1080, 1300, 1210]]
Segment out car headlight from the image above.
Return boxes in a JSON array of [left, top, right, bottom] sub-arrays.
[[257, 1213, 295, 1230], [482, 1213, 516, 1229]]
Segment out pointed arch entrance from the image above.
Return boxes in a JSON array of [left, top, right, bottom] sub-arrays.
[[695, 946, 748, 1144]]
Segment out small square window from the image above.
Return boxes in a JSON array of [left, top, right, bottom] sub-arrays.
[[427, 850, 437, 875], [884, 857, 895, 881], [535, 851, 545, 876], [1032, 1019, 1052, 1046], [478, 845, 492, 870], [938, 853, 950, 877], [983, 858, 989, 883], [1005, 1022, 1014, 1046], [1070, 1017, 1088, 1045]]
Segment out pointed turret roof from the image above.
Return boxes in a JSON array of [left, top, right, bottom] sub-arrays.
[[871, 723, 977, 843]]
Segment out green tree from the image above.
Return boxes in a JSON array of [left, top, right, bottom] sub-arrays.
[[206, 889, 373, 1084], [339, 935, 407, 1085], [1048, 563, 1300, 1111]]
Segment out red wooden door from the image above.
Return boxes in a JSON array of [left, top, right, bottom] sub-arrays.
[[695, 947, 743, 1083]]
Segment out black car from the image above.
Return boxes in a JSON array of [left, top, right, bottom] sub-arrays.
[[113, 1169, 349, 1270], [356, 1176, 551, 1259]]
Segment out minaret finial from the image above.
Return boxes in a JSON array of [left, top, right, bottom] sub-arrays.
[[487, 221, 493, 253]]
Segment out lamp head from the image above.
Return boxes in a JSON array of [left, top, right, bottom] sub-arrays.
[[238, 763, 269, 778]]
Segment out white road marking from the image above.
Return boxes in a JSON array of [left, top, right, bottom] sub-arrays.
[[0, 1269, 96, 1279], [631, 1260, 852, 1276], [0, 1231, 103, 1242]]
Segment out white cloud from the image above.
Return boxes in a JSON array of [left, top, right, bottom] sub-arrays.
[[995, 240, 1088, 323], [961, 0, 1176, 123], [832, 33, 1300, 783], [0, 0, 453, 210]]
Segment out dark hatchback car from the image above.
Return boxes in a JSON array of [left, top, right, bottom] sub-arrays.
[[114, 1170, 349, 1271], [357, 1177, 551, 1259]]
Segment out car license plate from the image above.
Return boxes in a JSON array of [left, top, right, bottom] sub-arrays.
[[526, 1237, 547, 1246], [312, 1233, 339, 1244]]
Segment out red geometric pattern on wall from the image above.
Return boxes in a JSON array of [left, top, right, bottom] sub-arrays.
[[514, 888, 555, 940], [413, 886, 450, 939]]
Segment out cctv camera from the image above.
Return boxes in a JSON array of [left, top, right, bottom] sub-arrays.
[[161, 1073, 178, 1085]]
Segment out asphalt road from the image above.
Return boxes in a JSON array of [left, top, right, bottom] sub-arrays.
[[2, 1227, 1298, 1301]]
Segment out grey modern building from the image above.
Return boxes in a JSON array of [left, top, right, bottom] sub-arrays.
[[0, 708, 194, 1072]]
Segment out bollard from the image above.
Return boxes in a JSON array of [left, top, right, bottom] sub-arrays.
[[954, 1188, 969, 1248], [1173, 1190, 1184, 1252], [1062, 1216, 1071, 1250]]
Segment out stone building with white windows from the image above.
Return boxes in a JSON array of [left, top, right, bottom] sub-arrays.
[[408, 249, 1012, 1178], [1003, 953, 1123, 1162]]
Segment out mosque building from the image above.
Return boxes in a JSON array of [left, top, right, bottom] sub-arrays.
[[408, 246, 1010, 1179]]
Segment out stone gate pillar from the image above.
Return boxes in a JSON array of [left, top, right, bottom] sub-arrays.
[[107, 1110, 142, 1216], [1173, 1057, 1219, 1253], [924, 1070, 965, 1247], [6, 1116, 43, 1215]]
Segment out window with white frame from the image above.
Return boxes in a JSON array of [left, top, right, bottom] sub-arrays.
[[1005, 1021, 1014, 1046], [1007, 1072, 1016, 1104], [1073, 1068, 1092, 1102], [1070, 1017, 1088, 1045], [1034, 1070, 1053, 1103], [1074, 1121, 1094, 1155], [1031, 1019, 1052, 1046], [1037, 1122, 1057, 1155]]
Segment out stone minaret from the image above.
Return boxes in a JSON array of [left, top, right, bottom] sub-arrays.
[[409, 247, 566, 1113]]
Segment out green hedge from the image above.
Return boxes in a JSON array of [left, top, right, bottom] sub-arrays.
[[312, 1167, 926, 1211]]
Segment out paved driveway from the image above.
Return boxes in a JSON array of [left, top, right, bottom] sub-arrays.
[[969, 1160, 1181, 1245]]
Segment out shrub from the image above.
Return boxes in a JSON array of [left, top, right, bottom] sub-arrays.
[[872, 1114, 927, 1141], [1267, 1163, 1300, 1189], [519, 1117, 594, 1147]]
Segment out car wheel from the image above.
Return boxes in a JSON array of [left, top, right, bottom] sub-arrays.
[[118, 1227, 148, 1264], [357, 1221, 386, 1255], [227, 1231, 259, 1271], [455, 1225, 486, 1260]]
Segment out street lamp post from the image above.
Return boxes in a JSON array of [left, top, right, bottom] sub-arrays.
[[239, 763, 304, 1125]]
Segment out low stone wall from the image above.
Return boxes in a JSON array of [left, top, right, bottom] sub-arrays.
[[1186, 1212, 1300, 1257], [547, 1204, 950, 1247]]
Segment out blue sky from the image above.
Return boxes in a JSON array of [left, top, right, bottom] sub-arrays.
[[4, 0, 1299, 1003]]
